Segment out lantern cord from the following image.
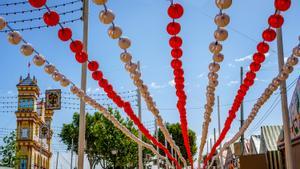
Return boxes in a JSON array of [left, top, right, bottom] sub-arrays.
[[0, 0, 82, 15], [0, 18, 82, 34], [0, 0, 27, 7], [6, 8, 82, 24]]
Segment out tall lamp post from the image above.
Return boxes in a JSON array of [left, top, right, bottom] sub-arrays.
[[111, 150, 118, 169]]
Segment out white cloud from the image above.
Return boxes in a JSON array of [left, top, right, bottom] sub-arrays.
[[150, 82, 166, 89], [284, 57, 288, 62], [197, 73, 205, 78], [227, 80, 238, 86], [228, 63, 236, 68], [255, 78, 268, 83], [234, 54, 252, 62], [168, 79, 175, 87]]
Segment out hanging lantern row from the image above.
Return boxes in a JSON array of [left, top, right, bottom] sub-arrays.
[[1, 19, 173, 167], [3, 25, 168, 160], [198, 0, 232, 165], [22, 1, 181, 167], [91, 0, 186, 166], [207, 41, 300, 169], [203, 0, 292, 167], [166, 2, 194, 167]]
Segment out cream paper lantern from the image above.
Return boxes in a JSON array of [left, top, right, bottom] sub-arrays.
[[76, 90, 85, 98], [52, 71, 63, 82], [209, 42, 223, 54], [134, 79, 143, 86], [214, 28, 228, 41], [278, 72, 289, 81], [44, 64, 56, 74], [20, 44, 34, 56], [213, 53, 224, 63], [215, 0, 232, 9], [0, 17, 6, 30], [70, 85, 80, 95], [293, 46, 300, 57], [125, 63, 137, 72], [92, 0, 107, 5], [208, 72, 218, 81], [268, 84, 277, 92], [108, 26, 122, 39], [99, 9, 115, 24], [207, 86, 215, 92], [120, 52, 132, 63], [282, 65, 293, 74], [33, 55, 46, 67], [118, 37, 131, 50], [287, 56, 298, 66], [209, 62, 220, 72], [130, 72, 141, 81], [214, 13, 230, 27], [60, 77, 70, 87], [272, 78, 281, 87], [8, 31, 22, 45], [209, 79, 219, 87]]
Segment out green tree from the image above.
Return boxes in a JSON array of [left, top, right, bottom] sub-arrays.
[[158, 123, 197, 165], [0, 131, 16, 167], [60, 109, 152, 169]]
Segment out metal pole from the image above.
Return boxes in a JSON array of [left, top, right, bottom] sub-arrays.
[[55, 152, 59, 169], [213, 128, 216, 144], [217, 96, 224, 169], [165, 134, 168, 169], [170, 134, 174, 168], [240, 67, 244, 156], [78, 0, 89, 169], [155, 120, 160, 168], [276, 28, 294, 169], [70, 138, 74, 169], [137, 61, 143, 169]]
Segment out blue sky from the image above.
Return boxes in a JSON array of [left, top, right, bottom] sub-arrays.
[[1, 0, 300, 161]]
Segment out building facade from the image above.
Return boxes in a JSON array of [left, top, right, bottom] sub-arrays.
[[15, 74, 54, 169]]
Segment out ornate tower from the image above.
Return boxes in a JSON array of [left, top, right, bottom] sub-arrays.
[[15, 74, 53, 169]]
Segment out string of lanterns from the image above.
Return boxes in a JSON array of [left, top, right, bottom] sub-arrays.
[[203, 0, 292, 167], [1, 23, 167, 160], [91, 0, 186, 166], [207, 39, 300, 169], [198, 0, 232, 165], [0, 24, 169, 159], [22, 1, 181, 167], [166, 1, 193, 167]]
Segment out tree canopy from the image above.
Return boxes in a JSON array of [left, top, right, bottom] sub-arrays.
[[0, 131, 16, 167], [158, 123, 197, 165], [59, 108, 152, 169]]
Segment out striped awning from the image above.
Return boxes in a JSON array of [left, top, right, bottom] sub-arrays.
[[260, 125, 282, 153]]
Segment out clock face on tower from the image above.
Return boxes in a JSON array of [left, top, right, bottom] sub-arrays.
[[19, 98, 34, 109]]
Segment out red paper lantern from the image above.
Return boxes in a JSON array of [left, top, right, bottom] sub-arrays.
[[171, 48, 183, 58], [250, 62, 261, 72], [268, 14, 284, 28], [174, 69, 184, 77], [92, 71, 103, 80], [171, 59, 182, 69], [28, 0, 46, 8], [275, 0, 291, 11], [167, 22, 181, 35], [169, 36, 183, 48], [175, 83, 184, 90], [244, 78, 254, 87], [88, 61, 99, 71], [262, 28, 276, 42], [58, 28, 72, 41], [253, 52, 265, 64], [246, 71, 256, 80], [238, 89, 246, 97], [168, 3, 184, 19], [75, 51, 88, 63], [43, 11, 60, 26], [240, 84, 249, 92], [70, 40, 83, 53], [98, 78, 108, 88], [104, 84, 113, 93], [257, 42, 269, 54], [175, 77, 184, 84]]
